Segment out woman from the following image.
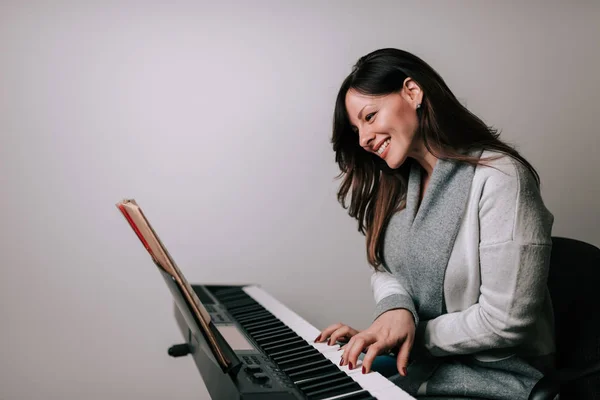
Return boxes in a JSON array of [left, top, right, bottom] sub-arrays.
[[315, 48, 555, 399]]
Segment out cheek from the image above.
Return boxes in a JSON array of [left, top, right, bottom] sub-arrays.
[[390, 117, 416, 142], [401, 111, 420, 138]]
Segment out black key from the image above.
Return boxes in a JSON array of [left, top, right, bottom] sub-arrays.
[[272, 347, 319, 363], [305, 381, 363, 400], [330, 390, 376, 400], [224, 298, 257, 307], [243, 317, 280, 329], [209, 286, 244, 296], [248, 325, 291, 339], [261, 337, 305, 352], [235, 310, 272, 322], [216, 292, 250, 303], [257, 334, 305, 349], [245, 321, 284, 334], [281, 356, 331, 374], [295, 370, 346, 388], [297, 373, 352, 391], [288, 362, 340, 382], [300, 376, 355, 397], [228, 304, 264, 314], [268, 342, 314, 358], [277, 353, 326, 369], [254, 331, 297, 345]]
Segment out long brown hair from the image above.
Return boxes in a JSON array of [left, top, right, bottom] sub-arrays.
[[332, 48, 539, 270]]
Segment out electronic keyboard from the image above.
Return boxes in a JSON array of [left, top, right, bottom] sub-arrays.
[[114, 199, 414, 400], [170, 284, 416, 400]]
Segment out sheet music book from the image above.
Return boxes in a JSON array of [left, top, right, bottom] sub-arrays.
[[116, 199, 232, 371]]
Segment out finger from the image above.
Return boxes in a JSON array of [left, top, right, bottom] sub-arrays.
[[329, 325, 359, 345], [346, 334, 375, 370], [396, 336, 414, 377], [339, 334, 358, 365], [314, 323, 343, 342], [361, 342, 386, 374]]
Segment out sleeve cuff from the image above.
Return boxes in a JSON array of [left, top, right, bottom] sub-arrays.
[[373, 293, 419, 326]]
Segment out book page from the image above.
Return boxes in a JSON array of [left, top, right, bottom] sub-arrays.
[[116, 199, 228, 368]]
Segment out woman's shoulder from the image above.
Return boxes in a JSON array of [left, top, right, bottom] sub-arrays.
[[473, 149, 539, 191], [472, 149, 553, 245]]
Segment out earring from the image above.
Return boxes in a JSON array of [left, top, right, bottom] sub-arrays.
[[416, 104, 421, 109]]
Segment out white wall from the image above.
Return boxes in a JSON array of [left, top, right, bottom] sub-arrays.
[[1, 1, 598, 399]]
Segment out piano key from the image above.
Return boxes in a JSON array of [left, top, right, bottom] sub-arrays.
[[262, 337, 307, 353], [243, 286, 321, 339], [259, 334, 309, 349], [306, 380, 363, 400], [242, 285, 416, 400], [214, 292, 250, 302], [287, 361, 340, 382], [242, 317, 281, 329], [297, 372, 352, 390], [269, 343, 320, 358], [272, 347, 320, 363], [253, 331, 297, 345], [283, 358, 335, 375], [234, 310, 273, 322], [227, 304, 265, 314], [274, 349, 323, 367], [276, 352, 326, 369], [244, 320, 284, 332], [321, 349, 397, 391], [298, 374, 354, 394], [324, 390, 376, 400], [250, 325, 291, 339]]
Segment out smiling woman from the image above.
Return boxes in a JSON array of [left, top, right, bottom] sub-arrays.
[[317, 48, 556, 400]]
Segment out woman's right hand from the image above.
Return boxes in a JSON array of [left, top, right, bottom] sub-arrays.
[[314, 322, 361, 346], [315, 309, 415, 376]]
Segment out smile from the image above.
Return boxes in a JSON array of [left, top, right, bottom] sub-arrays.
[[376, 139, 390, 156]]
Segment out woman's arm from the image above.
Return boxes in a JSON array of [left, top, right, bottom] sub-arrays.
[[417, 158, 554, 356], [372, 269, 419, 326]]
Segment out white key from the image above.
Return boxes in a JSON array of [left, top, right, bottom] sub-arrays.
[[242, 285, 416, 400]]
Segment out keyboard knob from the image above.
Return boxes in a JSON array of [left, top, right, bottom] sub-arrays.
[[167, 343, 191, 357]]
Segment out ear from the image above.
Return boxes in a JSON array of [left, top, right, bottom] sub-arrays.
[[401, 77, 423, 109]]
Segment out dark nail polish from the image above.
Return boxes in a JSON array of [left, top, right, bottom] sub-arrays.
[[339, 359, 343, 366], [401, 367, 407, 376], [362, 366, 366, 374], [349, 362, 353, 370], [314, 335, 321, 342]]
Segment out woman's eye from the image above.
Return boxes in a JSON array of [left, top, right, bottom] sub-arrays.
[[365, 112, 376, 122]]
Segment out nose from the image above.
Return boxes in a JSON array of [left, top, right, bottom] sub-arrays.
[[358, 128, 375, 148]]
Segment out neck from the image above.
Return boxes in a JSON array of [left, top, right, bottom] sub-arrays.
[[409, 141, 438, 178]]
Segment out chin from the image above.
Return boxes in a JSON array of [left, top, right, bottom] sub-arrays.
[[385, 155, 407, 170]]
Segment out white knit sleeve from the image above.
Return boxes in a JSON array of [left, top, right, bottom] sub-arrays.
[[371, 269, 419, 325], [417, 158, 554, 356]]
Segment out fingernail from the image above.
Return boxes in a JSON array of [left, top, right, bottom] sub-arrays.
[[401, 367, 407, 376], [349, 362, 353, 370], [314, 335, 321, 342], [339, 358, 343, 366], [362, 366, 366, 374]]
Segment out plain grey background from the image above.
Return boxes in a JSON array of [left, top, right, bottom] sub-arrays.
[[1, 1, 598, 399]]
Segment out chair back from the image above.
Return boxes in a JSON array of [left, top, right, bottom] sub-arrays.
[[547, 236, 600, 399]]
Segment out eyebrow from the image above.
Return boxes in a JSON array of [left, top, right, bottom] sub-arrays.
[[357, 104, 374, 121]]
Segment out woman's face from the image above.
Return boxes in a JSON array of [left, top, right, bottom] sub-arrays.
[[345, 79, 423, 169]]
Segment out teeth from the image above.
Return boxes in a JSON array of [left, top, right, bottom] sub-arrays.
[[376, 139, 390, 155]]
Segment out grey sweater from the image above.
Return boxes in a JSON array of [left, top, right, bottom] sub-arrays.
[[371, 151, 555, 398]]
